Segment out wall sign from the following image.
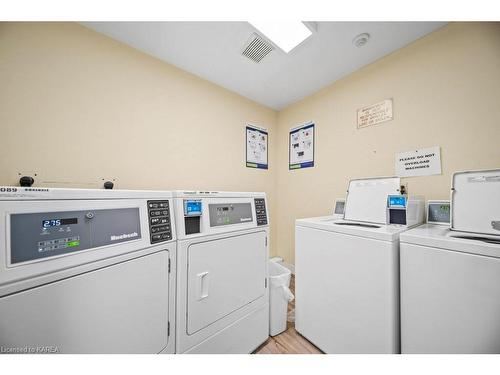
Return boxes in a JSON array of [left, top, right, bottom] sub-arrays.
[[395, 146, 442, 177], [357, 99, 393, 129], [246, 125, 268, 169], [289, 122, 314, 170]]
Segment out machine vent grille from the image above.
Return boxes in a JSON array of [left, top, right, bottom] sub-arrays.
[[242, 33, 274, 63]]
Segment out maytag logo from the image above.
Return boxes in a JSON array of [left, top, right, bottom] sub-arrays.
[[240, 217, 252, 222], [110, 232, 139, 241]]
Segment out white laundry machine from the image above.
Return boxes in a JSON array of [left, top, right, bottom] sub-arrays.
[[0, 187, 176, 354], [173, 191, 269, 354], [400, 169, 500, 353], [295, 177, 424, 353]]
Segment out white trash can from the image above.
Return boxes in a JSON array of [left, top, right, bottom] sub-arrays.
[[269, 261, 294, 336]]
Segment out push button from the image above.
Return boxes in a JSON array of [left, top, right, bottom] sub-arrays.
[[148, 200, 172, 244]]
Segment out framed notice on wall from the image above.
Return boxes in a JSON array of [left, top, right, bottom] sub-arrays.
[[357, 99, 393, 129], [246, 125, 268, 169], [289, 122, 315, 170]]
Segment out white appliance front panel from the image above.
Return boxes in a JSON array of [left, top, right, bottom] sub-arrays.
[[187, 231, 267, 334], [0, 250, 172, 353], [184, 304, 269, 354], [452, 169, 500, 236], [400, 243, 500, 353], [0, 198, 175, 289], [295, 225, 400, 353], [176, 228, 269, 353]]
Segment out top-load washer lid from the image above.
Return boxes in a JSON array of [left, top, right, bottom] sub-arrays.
[[343, 177, 401, 224], [451, 169, 500, 236], [295, 216, 409, 242], [400, 224, 500, 259]]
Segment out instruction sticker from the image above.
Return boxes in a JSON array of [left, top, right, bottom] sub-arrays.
[[395, 146, 442, 177], [289, 122, 314, 170]]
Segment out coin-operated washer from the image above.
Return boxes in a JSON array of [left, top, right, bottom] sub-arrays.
[[173, 191, 270, 354], [295, 177, 424, 354], [400, 169, 500, 353], [0, 187, 176, 353]]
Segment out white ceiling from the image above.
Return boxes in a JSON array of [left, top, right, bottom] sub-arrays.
[[82, 22, 447, 110]]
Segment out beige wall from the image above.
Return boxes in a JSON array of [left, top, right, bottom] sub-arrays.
[[0, 22, 278, 253], [2, 22, 500, 264], [276, 22, 500, 263]]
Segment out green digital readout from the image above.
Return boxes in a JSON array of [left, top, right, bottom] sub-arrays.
[[67, 241, 80, 247]]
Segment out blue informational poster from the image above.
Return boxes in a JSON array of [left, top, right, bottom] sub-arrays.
[[289, 122, 314, 170], [246, 125, 268, 169]]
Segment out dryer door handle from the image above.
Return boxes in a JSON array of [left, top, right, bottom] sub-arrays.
[[197, 271, 210, 301]]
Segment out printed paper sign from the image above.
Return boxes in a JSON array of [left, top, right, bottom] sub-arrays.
[[289, 122, 314, 170], [246, 125, 268, 169], [357, 99, 393, 128], [395, 146, 442, 177]]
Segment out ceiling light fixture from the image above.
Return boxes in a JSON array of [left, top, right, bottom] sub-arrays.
[[248, 21, 312, 53]]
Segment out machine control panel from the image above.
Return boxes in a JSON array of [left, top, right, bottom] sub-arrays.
[[10, 208, 141, 264], [147, 200, 172, 244], [209, 203, 253, 227], [254, 198, 268, 226], [427, 200, 451, 225]]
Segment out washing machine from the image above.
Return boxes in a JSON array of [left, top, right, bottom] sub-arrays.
[[173, 191, 269, 353], [0, 187, 176, 354], [400, 169, 500, 353], [295, 177, 424, 353]]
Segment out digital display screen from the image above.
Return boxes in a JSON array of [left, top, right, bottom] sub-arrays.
[[389, 196, 406, 208], [334, 201, 345, 215], [184, 200, 202, 216], [42, 218, 78, 229], [428, 203, 450, 224]]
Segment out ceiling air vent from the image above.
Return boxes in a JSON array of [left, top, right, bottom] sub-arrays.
[[242, 33, 274, 63]]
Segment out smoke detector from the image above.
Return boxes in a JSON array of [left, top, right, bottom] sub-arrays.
[[353, 33, 370, 48], [242, 33, 274, 63]]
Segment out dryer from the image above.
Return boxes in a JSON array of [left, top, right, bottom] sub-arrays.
[[173, 191, 269, 353], [0, 187, 176, 354]]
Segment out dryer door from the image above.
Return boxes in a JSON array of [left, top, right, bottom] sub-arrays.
[[187, 231, 267, 334], [0, 250, 170, 353]]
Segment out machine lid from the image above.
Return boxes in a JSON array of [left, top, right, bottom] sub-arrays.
[[295, 216, 409, 242], [400, 224, 500, 259], [343, 177, 401, 224], [451, 169, 500, 236]]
